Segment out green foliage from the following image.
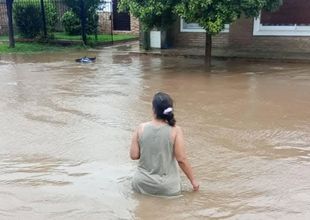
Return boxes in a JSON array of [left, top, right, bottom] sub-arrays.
[[61, 10, 81, 35], [63, 0, 100, 35], [119, 0, 282, 33], [0, 42, 86, 54], [53, 32, 137, 42], [175, 0, 283, 35], [14, 2, 42, 38], [87, 12, 99, 35], [13, 0, 58, 38], [64, 0, 100, 15], [119, 0, 179, 31], [61, 9, 99, 35], [45, 1, 58, 32]]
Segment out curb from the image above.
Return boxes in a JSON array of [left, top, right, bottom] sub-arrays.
[[128, 51, 310, 64]]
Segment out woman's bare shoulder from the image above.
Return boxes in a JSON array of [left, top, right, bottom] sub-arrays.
[[138, 121, 152, 128], [172, 125, 182, 133], [171, 125, 183, 142], [137, 122, 152, 135]]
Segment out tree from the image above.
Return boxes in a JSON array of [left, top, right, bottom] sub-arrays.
[[13, 0, 57, 39], [119, 0, 179, 31], [6, 0, 15, 48], [63, 0, 100, 45], [119, 0, 179, 49], [175, 0, 283, 66]]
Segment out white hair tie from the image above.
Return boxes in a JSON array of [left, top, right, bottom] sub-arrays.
[[163, 107, 173, 115]]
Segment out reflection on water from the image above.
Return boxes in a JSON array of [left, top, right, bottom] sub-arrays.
[[0, 46, 310, 219]]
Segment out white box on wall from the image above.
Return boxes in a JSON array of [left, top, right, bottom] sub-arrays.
[[150, 31, 161, 48]]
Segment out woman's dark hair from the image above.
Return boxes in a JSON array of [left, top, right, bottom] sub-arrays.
[[152, 92, 176, 126]]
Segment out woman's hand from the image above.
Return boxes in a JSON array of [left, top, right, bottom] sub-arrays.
[[191, 179, 200, 191]]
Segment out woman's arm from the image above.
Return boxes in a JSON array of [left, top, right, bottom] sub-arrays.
[[130, 125, 141, 160], [174, 126, 199, 191]]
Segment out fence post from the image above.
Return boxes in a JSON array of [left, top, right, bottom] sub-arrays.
[[6, 0, 15, 47], [40, 0, 47, 39], [80, 0, 87, 45], [110, 1, 113, 44]]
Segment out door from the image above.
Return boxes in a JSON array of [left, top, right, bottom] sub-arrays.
[[113, 0, 131, 31]]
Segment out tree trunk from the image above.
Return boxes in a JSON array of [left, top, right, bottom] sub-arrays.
[[80, 0, 87, 45], [142, 31, 150, 50], [40, 0, 47, 39], [205, 32, 212, 67], [6, 0, 15, 48]]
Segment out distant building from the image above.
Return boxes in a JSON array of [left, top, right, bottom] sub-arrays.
[[170, 0, 310, 59], [98, 0, 139, 35]]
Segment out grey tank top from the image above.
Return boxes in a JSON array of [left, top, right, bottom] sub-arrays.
[[132, 123, 181, 196]]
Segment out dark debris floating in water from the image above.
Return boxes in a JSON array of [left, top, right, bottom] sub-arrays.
[[75, 57, 96, 63]]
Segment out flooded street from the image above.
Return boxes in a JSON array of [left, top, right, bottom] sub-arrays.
[[0, 46, 310, 219]]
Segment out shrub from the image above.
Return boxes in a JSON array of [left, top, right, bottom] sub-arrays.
[[61, 9, 99, 36], [87, 12, 99, 35], [62, 0, 99, 35], [13, 0, 58, 38], [61, 10, 81, 35], [45, 2, 58, 32], [14, 2, 42, 38]]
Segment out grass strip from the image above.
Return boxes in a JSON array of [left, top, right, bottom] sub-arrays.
[[53, 32, 137, 42], [0, 42, 86, 54]]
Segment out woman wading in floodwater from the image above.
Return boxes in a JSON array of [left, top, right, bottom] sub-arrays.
[[130, 92, 199, 196]]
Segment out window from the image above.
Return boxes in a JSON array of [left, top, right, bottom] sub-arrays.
[[253, 0, 310, 36], [180, 18, 229, 33]]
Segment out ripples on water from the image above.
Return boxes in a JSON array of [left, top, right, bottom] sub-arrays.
[[0, 46, 310, 219]]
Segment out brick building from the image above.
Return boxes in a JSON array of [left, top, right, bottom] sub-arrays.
[[98, 0, 139, 35], [170, 0, 310, 59]]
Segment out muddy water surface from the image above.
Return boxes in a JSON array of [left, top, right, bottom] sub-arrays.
[[0, 46, 310, 219]]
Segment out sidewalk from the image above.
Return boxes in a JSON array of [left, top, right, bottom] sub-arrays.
[[125, 42, 310, 63], [127, 44, 204, 58]]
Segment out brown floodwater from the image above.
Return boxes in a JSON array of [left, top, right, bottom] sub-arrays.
[[0, 45, 310, 219]]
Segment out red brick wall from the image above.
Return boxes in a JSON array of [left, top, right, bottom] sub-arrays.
[[0, 4, 8, 35], [98, 12, 112, 33], [130, 15, 139, 35], [171, 17, 310, 55], [98, 12, 139, 35], [170, 18, 229, 48], [229, 18, 310, 53], [261, 0, 310, 25]]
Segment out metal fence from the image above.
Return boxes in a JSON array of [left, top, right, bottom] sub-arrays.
[[0, 0, 114, 43], [0, 0, 69, 36]]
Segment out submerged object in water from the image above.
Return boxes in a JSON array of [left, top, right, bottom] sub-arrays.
[[75, 57, 96, 63]]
